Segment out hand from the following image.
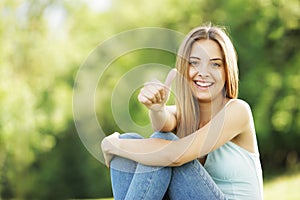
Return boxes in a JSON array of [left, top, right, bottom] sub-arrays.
[[138, 69, 177, 111], [101, 132, 120, 168]]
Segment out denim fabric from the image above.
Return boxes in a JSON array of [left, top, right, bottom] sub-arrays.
[[110, 132, 226, 200]]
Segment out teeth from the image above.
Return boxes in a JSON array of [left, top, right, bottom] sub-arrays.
[[195, 81, 213, 87]]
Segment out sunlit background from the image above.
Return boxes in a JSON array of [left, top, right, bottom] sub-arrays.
[[0, 0, 299, 199]]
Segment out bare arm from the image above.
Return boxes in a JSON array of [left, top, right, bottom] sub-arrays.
[[149, 105, 177, 132], [102, 99, 255, 166], [138, 69, 177, 132]]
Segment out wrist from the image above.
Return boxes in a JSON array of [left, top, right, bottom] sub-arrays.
[[149, 104, 166, 112], [110, 137, 120, 155], [103, 132, 121, 155]]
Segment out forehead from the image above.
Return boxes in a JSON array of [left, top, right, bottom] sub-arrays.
[[190, 39, 223, 59]]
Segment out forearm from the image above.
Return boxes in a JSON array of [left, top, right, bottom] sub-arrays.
[[107, 107, 224, 167], [111, 137, 180, 166], [149, 106, 168, 131], [108, 134, 200, 167], [104, 100, 250, 167], [149, 106, 176, 132]]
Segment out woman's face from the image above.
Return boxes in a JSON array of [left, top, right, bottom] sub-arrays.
[[188, 39, 226, 102]]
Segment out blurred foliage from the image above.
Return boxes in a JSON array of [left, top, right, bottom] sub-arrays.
[[0, 0, 299, 198]]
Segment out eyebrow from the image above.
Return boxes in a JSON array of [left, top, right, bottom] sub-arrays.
[[189, 56, 223, 61], [210, 58, 223, 61], [189, 56, 200, 60]]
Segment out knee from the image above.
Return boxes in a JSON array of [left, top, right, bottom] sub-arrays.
[[119, 132, 144, 139], [150, 132, 179, 141]]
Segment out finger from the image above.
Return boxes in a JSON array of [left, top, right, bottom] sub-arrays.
[[138, 88, 153, 103], [112, 132, 120, 137], [141, 87, 162, 103], [164, 68, 177, 88], [147, 86, 163, 103], [150, 83, 165, 102], [145, 82, 165, 101], [138, 94, 152, 105], [153, 87, 164, 103], [102, 151, 110, 168], [138, 93, 155, 107], [141, 90, 157, 103], [158, 88, 165, 101], [144, 79, 166, 101]]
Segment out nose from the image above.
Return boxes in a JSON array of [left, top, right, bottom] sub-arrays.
[[196, 64, 209, 78]]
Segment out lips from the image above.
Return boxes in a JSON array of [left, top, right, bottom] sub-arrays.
[[194, 81, 213, 87]]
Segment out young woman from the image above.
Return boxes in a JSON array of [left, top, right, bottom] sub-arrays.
[[101, 25, 263, 200]]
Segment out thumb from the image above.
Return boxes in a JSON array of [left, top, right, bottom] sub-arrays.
[[164, 68, 177, 88]]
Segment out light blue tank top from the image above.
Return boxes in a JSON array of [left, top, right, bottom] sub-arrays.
[[204, 141, 263, 200]]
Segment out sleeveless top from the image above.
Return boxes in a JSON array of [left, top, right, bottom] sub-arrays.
[[204, 141, 263, 200]]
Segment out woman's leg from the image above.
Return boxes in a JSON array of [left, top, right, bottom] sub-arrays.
[[110, 132, 178, 200], [168, 160, 227, 200], [110, 133, 144, 200], [124, 132, 178, 200]]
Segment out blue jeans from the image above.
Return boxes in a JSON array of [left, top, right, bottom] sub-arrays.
[[110, 132, 226, 200]]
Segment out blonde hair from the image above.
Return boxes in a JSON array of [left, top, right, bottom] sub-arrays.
[[175, 25, 239, 138]]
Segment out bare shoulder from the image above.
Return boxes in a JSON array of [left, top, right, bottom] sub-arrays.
[[227, 99, 252, 115], [228, 99, 258, 153], [226, 99, 254, 127], [227, 98, 251, 109]]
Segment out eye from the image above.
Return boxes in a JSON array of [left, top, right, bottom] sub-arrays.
[[189, 60, 199, 67], [211, 62, 221, 67]]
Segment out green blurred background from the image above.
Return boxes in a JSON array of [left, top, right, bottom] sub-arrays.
[[0, 0, 299, 199]]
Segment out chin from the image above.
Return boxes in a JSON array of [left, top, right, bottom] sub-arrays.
[[193, 94, 212, 103]]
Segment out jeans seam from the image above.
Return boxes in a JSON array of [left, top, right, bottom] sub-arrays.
[[140, 171, 154, 200], [190, 162, 224, 200]]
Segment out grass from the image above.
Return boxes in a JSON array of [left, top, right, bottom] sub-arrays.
[[264, 170, 300, 200], [99, 171, 300, 200]]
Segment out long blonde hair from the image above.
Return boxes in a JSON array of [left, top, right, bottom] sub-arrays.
[[175, 25, 239, 138]]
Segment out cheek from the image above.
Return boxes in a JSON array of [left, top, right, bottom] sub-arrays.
[[221, 70, 226, 83], [215, 69, 226, 83], [188, 67, 198, 79]]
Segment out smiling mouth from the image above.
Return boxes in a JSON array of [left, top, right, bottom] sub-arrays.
[[194, 81, 213, 87]]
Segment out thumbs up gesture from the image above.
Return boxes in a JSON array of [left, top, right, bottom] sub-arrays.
[[138, 69, 177, 111]]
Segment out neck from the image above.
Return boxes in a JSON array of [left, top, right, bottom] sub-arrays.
[[198, 96, 227, 128]]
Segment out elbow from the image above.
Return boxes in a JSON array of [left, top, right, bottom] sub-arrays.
[[169, 150, 199, 167], [171, 161, 184, 167], [151, 124, 173, 133], [158, 150, 184, 167], [151, 122, 165, 132], [169, 156, 186, 167]]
